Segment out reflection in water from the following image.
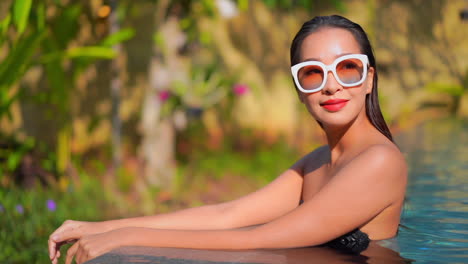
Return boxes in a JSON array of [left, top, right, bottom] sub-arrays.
[[395, 118, 468, 264]]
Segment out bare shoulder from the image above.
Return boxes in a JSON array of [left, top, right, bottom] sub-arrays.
[[345, 143, 408, 189], [365, 142, 403, 157], [357, 143, 407, 174]]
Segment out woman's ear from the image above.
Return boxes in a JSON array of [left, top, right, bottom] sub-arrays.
[[365, 67, 375, 94]]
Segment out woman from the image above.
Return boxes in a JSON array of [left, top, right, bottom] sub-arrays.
[[48, 15, 407, 264]]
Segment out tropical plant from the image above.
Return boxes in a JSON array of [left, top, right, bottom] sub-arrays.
[[0, 0, 134, 186]]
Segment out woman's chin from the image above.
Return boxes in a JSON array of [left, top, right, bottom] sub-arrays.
[[315, 113, 356, 128]]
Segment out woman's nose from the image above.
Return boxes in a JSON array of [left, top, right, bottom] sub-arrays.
[[322, 71, 342, 95]]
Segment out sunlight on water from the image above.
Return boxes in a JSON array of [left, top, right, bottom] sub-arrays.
[[393, 118, 468, 264]]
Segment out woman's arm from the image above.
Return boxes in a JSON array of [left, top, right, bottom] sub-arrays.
[[105, 165, 304, 231], [65, 145, 407, 264], [49, 158, 305, 262]]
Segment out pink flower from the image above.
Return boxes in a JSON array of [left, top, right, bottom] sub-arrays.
[[233, 84, 249, 96], [158, 90, 171, 102]]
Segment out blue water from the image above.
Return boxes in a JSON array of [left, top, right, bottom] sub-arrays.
[[390, 118, 468, 264]]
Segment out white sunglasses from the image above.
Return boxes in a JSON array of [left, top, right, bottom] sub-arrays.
[[291, 54, 369, 93]]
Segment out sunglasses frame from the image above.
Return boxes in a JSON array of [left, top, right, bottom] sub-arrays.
[[291, 54, 369, 93]]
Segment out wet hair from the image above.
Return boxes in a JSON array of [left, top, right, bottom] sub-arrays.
[[290, 15, 393, 142]]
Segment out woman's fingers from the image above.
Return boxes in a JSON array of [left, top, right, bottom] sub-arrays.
[[49, 220, 84, 260], [49, 237, 64, 261], [75, 246, 89, 264], [50, 248, 58, 264], [53, 223, 82, 243], [65, 242, 79, 264], [49, 229, 64, 259], [51, 250, 60, 264], [48, 237, 56, 260], [68, 239, 91, 264], [52, 240, 78, 264], [49, 239, 77, 264], [49, 220, 75, 259]]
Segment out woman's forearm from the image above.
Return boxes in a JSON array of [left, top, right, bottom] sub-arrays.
[[103, 203, 234, 231], [123, 227, 262, 250], [101, 171, 302, 233]]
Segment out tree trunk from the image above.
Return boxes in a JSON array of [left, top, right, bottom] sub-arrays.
[[139, 16, 187, 189], [110, 0, 122, 169]]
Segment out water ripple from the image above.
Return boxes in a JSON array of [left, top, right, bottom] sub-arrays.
[[394, 118, 468, 264]]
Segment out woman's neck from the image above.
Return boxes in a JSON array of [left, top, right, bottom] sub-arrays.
[[323, 113, 378, 166]]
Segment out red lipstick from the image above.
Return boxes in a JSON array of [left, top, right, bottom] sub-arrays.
[[320, 99, 349, 111]]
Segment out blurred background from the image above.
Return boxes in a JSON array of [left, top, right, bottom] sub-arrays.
[[0, 0, 467, 262]]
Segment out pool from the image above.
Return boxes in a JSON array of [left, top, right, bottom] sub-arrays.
[[389, 118, 468, 264]]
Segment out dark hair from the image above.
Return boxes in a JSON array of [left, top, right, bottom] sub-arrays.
[[290, 15, 393, 142]]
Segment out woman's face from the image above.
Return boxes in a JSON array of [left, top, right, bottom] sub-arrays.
[[298, 27, 374, 128]]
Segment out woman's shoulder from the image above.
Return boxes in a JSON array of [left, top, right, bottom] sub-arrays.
[[349, 143, 407, 185], [357, 143, 406, 167]]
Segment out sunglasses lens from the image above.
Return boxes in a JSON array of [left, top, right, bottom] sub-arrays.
[[298, 65, 324, 91], [336, 58, 364, 85]]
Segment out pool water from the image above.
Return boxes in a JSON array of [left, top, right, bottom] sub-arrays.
[[390, 118, 468, 264]]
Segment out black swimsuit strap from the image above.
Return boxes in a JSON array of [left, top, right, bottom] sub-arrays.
[[324, 229, 370, 254]]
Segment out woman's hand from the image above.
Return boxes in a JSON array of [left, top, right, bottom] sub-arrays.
[[48, 220, 109, 264], [65, 228, 132, 264]]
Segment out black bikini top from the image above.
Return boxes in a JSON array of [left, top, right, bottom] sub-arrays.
[[324, 229, 370, 254]]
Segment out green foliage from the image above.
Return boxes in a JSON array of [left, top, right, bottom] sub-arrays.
[[12, 0, 32, 35], [425, 82, 464, 97], [0, 133, 61, 188], [101, 28, 135, 47], [0, 14, 11, 40], [189, 138, 299, 184], [0, 28, 45, 121], [181, 63, 233, 108], [330, 0, 347, 13], [0, 0, 135, 180], [116, 167, 134, 194], [237, 0, 249, 11], [0, 89, 18, 122], [1, 137, 34, 175], [66, 46, 116, 59], [0, 179, 108, 263], [48, 3, 81, 50], [159, 62, 235, 118], [235, 0, 344, 12]]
